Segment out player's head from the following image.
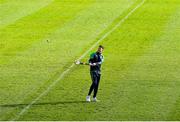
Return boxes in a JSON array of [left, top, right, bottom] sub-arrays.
[[97, 45, 104, 54]]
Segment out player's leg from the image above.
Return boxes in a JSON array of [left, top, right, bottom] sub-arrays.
[[88, 72, 97, 96], [86, 72, 97, 102], [93, 73, 101, 100]]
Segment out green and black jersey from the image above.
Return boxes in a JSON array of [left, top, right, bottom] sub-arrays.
[[89, 52, 104, 73]]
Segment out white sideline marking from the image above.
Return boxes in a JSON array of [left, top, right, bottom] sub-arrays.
[[12, 0, 146, 120]]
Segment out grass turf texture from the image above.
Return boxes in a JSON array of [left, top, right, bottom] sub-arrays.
[[0, 0, 180, 120]]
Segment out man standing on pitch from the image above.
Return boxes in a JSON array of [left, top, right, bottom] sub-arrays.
[[75, 45, 104, 102]]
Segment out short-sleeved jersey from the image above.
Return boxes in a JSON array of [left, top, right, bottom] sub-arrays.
[[89, 52, 104, 73]]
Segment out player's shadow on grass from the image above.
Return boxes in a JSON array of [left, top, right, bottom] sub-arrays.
[[0, 101, 87, 108]]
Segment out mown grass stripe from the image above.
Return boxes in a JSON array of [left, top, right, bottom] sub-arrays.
[[0, 0, 54, 29]]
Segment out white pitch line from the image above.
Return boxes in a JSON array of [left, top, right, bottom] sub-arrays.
[[12, 0, 146, 120]]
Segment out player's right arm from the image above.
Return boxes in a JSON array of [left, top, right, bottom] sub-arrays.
[[89, 53, 96, 66]]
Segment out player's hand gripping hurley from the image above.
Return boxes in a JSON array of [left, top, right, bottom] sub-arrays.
[[75, 60, 97, 66], [74, 60, 89, 65]]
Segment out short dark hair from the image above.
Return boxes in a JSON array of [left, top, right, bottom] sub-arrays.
[[99, 45, 104, 49]]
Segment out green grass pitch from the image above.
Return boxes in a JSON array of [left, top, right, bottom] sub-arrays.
[[0, 0, 180, 120]]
